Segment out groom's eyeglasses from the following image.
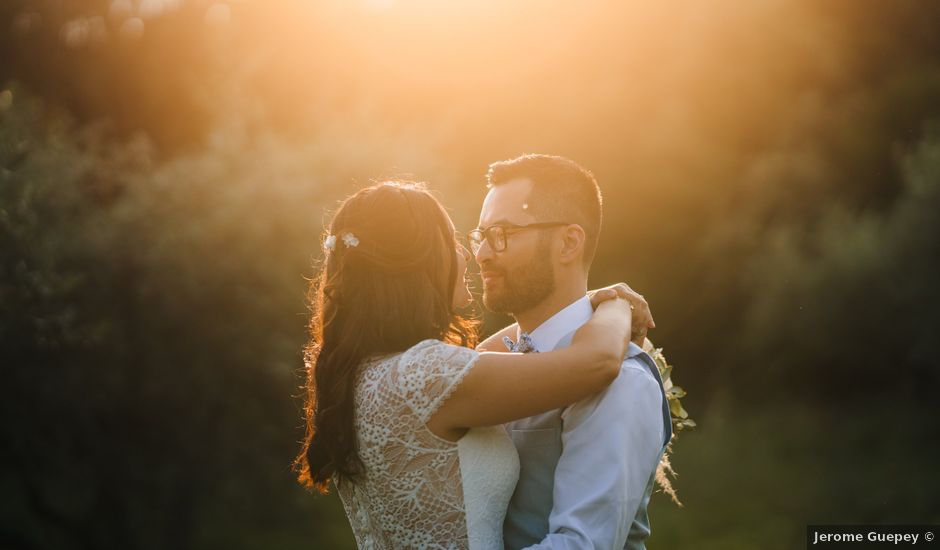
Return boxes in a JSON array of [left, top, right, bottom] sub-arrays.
[[467, 222, 570, 255]]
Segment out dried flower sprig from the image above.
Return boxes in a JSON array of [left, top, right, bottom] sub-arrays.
[[646, 342, 696, 506]]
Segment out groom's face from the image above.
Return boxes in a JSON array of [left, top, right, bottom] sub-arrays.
[[475, 177, 556, 315]]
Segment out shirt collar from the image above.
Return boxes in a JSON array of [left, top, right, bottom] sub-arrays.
[[626, 341, 646, 358], [522, 295, 593, 352]]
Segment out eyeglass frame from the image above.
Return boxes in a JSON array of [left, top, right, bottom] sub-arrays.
[[466, 221, 572, 255]]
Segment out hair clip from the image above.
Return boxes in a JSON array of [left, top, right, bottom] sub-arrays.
[[341, 232, 359, 248], [324, 232, 359, 252]]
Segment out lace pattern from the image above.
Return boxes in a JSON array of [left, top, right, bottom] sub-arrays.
[[337, 339, 479, 549]]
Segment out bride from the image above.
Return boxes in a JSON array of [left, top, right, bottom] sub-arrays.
[[294, 182, 650, 549]]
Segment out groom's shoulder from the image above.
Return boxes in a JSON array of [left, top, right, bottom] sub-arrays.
[[619, 353, 657, 379], [560, 354, 661, 422], [584, 353, 663, 410], [611, 355, 662, 397]]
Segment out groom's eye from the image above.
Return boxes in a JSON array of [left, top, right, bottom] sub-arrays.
[[490, 227, 507, 250]]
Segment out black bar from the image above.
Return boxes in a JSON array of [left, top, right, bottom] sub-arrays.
[[807, 526, 938, 549]]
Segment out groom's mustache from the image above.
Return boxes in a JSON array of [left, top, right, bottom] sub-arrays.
[[478, 263, 507, 279]]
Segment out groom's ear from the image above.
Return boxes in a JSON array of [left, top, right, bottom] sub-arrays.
[[557, 224, 587, 265]]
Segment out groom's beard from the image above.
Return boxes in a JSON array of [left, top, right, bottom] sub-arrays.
[[482, 236, 555, 316]]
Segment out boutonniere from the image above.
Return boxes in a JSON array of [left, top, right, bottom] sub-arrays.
[[648, 346, 696, 432], [646, 342, 695, 506]]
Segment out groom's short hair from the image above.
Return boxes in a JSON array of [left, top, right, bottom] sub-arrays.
[[486, 154, 603, 267]]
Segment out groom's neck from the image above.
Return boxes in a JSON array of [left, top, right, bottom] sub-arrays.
[[514, 277, 587, 334]]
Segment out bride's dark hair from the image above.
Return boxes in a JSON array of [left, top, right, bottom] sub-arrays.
[[294, 182, 477, 493]]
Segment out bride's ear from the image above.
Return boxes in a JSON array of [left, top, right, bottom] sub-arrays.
[[557, 224, 586, 265]]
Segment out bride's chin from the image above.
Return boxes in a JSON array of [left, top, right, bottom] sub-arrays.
[[454, 288, 473, 309]]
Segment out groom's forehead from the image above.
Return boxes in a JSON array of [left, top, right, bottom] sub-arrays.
[[479, 177, 536, 224]]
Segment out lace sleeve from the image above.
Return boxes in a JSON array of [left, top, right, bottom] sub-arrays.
[[390, 339, 479, 424]]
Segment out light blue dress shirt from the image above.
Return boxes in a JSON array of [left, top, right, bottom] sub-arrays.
[[503, 296, 672, 550]]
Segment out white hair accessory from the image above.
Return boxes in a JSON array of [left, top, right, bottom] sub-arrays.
[[323, 232, 359, 252], [341, 232, 359, 248]]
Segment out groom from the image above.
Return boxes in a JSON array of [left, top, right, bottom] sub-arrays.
[[471, 154, 673, 549]]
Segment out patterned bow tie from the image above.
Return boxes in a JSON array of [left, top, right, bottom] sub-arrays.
[[503, 332, 538, 353]]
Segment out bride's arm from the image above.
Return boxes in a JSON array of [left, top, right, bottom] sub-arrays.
[[475, 323, 518, 352], [475, 282, 652, 353], [427, 298, 631, 438]]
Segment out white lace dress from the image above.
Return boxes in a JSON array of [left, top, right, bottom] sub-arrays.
[[336, 339, 520, 550]]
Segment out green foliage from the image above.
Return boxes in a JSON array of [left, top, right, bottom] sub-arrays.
[[649, 346, 696, 433], [739, 134, 940, 396], [0, 89, 356, 549]]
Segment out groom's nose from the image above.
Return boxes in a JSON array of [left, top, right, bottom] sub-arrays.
[[473, 237, 495, 265]]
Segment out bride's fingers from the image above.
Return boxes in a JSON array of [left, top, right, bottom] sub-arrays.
[[588, 288, 618, 308], [631, 324, 648, 346], [597, 283, 632, 303], [618, 286, 654, 329], [632, 306, 652, 332], [590, 283, 657, 329], [630, 291, 655, 328]]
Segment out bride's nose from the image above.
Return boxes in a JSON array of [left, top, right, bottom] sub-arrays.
[[457, 243, 472, 263]]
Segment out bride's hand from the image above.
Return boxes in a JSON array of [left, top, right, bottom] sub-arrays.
[[588, 283, 655, 345]]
